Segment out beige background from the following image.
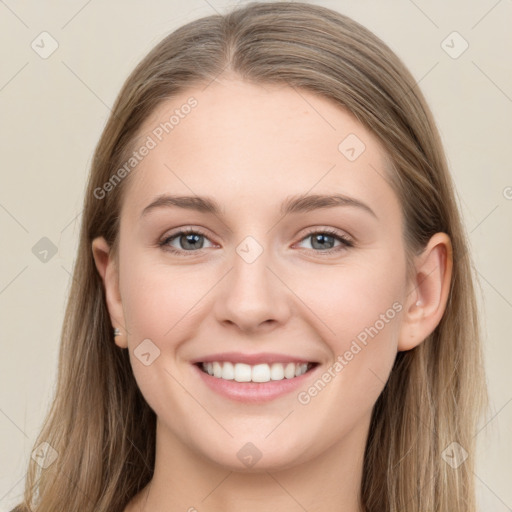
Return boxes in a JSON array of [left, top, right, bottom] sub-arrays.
[[1, 0, 511, 510]]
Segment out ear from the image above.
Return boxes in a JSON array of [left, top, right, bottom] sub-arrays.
[[91, 236, 128, 349], [398, 232, 453, 352]]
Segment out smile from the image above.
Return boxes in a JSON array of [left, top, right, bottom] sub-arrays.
[[199, 361, 316, 383]]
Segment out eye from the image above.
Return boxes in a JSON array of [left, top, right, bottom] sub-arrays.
[[296, 229, 353, 253], [159, 228, 215, 254], [158, 227, 353, 256]]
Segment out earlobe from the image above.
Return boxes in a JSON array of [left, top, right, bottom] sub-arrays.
[[397, 232, 453, 352], [91, 236, 128, 349]]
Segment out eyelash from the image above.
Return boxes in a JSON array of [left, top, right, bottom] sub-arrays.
[[159, 227, 354, 257]]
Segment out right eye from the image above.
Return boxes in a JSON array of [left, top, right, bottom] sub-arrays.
[[159, 228, 215, 254]]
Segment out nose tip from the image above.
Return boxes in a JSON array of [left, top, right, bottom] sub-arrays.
[[224, 315, 278, 334]]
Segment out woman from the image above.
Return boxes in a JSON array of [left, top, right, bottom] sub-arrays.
[[12, 2, 487, 511]]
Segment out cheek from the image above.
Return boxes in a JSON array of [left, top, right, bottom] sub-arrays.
[[289, 251, 404, 401], [117, 252, 209, 414], [287, 253, 405, 350], [119, 251, 213, 340], [292, 251, 405, 421]]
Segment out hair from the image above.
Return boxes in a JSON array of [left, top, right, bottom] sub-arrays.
[[13, 2, 487, 511]]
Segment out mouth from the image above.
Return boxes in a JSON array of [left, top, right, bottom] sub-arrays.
[[191, 352, 322, 402], [196, 361, 318, 383]]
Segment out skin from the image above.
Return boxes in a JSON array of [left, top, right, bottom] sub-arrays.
[[92, 76, 452, 512]]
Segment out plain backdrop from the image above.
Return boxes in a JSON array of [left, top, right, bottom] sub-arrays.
[[1, 1, 511, 510]]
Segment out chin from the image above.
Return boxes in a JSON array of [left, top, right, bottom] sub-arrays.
[[192, 434, 316, 473]]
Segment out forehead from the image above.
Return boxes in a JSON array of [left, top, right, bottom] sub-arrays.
[[121, 78, 398, 221]]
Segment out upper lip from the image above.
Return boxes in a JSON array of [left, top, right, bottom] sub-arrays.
[[191, 352, 317, 365]]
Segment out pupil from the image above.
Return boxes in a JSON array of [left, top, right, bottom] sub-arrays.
[[182, 233, 202, 250], [312, 234, 334, 250]]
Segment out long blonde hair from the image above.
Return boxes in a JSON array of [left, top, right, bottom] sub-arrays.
[[14, 2, 487, 511]]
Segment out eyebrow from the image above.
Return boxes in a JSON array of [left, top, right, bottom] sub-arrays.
[[140, 193, 377, 219]]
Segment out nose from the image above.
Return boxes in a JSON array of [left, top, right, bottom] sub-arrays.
[[214, 244, 292, 333]]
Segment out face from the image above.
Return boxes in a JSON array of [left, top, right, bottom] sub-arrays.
[[100, 77, 413, 471]]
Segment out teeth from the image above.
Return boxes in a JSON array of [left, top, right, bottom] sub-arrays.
[[284, 362, 296, 379], [270, 363, 284, 380], [213, 362, 223, 378], [221, 361, 234, 380], [201, 361, 311, 382]]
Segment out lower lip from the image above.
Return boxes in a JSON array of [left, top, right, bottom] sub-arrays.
[[193, 364, 319, 403]]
